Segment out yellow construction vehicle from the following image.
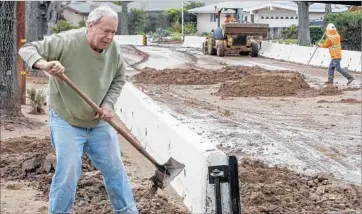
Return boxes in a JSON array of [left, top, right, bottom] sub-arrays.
[[202, 7, 269, 57]]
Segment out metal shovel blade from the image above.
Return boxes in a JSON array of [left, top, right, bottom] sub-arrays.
[[150, 157, 185, 189]]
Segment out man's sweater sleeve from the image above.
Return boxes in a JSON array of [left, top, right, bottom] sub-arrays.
[[101, 54, 126, 110], [18, 34, 64, 68]]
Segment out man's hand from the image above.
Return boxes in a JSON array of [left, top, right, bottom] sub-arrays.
[[94, 105, 114, 121], [35, 59, 64, 76]]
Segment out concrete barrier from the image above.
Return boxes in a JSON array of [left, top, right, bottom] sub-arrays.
[[115, 35, 143, 46], [182, 36, 206, 48], [260, 41, 361, 72], [114, 83, 235, 213]]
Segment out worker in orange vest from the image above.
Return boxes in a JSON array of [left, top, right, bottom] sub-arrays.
[[224, 14, 236, 24], [319, 23, 354, 85]]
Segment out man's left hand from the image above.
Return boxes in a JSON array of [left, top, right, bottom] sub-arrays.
[[94, 105, 114, 121]]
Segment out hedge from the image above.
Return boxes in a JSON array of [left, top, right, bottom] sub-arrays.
[[324, 10, 361, 51]]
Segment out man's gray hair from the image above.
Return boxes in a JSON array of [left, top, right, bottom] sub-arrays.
[[86, 5, 118, 27]]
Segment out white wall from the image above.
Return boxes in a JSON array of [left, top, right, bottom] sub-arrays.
[[197, 13, 219, 33], [63, 9, 86, 25], [254, 8, 298, 27]]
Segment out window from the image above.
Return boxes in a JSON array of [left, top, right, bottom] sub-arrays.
[[275, 16, 279, 19], [280, 17, 284, 19], [261, 16, 264, 19], [271, 16, 274, 19], [285, 17, 289, 19], [296, 16, 298, 19], [290, 17, 294, 19], [266, 16, 269, 19], [210, 14, 216, 22]]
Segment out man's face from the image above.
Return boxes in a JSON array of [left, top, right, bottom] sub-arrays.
[[88, 16, 118, 50]]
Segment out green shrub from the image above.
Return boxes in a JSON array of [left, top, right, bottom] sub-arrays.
[[27, 88, 46, 115], [310, 25, 324, 44], [324, 10, 361, 51], [184, 22, 196, 35], [280, 25, 297, 40], [51, 20, 79, 33]]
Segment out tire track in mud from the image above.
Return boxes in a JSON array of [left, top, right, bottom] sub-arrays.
[[142, 86, 361, 184], [121, 44, 150, 69]]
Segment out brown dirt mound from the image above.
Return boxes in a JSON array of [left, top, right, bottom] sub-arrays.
[[133, 66, 263, 85], [133, 66, 351, 97], [216, 72, 310, 97], [240, 159, 361, 214], [0, 137, 188, 214], [318, 98, 361, 104]]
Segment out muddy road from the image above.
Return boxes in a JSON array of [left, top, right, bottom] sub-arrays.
[[122, 44, 361, 186]]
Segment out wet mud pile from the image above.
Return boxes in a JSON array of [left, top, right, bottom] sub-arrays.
[[133, 66, 350, 97], [133, 66, 261, 85], [216, 72, 310, 97], [0, 136, 188, 214], [239, 159, 361, 214]]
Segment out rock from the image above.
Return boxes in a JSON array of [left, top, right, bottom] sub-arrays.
[[22, 158, 37, 174], [316, 186, 326, 195], [318, 172, 332, 182], [43, 154, 56, 173], [308, 180, 316, 187], [310, 193, 320, 201], [321, 179, 329, 185]]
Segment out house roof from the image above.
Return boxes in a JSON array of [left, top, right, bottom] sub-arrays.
[[188, 1, 348, 13], [127, 0, 223, 12], [66, 1, 122, 14]]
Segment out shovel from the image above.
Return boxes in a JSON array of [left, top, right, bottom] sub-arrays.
[[302, 32, 326, 75], [58, 73, 185, 190]]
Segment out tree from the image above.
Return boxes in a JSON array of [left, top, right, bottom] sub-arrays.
[[0, 2, 22, 116], [113, 1, 132, 35], [296, 2, 311, 46], [325, 4, 332, 15]]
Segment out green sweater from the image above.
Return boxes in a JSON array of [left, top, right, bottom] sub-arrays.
[[19, 27, 126, 128]]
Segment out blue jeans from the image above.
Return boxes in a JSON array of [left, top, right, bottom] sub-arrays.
[[48, 109, 138, 214], [328, 59, 353, 82]]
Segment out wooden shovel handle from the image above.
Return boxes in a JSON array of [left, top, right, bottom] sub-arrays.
[[58, 74, 160, 166]]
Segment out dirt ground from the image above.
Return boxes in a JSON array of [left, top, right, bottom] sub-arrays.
[[133, 66, 359, 98], [123, 44, 362, 212], [0, 77, 187, 214]]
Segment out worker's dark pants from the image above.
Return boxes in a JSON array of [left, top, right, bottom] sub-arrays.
[[48, 108, 138, 214], [328, 59, 353, 82]]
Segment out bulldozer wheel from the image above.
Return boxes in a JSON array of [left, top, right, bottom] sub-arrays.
[[208, 42, 216, 55], [251, 42, 259, 57], [202, 42, 208, 55], [217, 42, 225, 57]]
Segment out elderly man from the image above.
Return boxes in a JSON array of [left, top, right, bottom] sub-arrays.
[[19, 5, 138, 214], [319, 23, 354, 85]]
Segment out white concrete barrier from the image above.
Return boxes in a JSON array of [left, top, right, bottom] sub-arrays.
[[182, 36, 206, 48], [115, 35, 143, 46], [114, 83, 234, 213], [260, 41, 361, 72]]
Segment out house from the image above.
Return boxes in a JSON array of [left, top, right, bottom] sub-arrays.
[[188, 1, 348, 39], [63, 1, 122, 25]]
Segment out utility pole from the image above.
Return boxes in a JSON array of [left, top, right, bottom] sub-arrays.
[[181, 0, 184, 41], [16, 1, 26, 105]]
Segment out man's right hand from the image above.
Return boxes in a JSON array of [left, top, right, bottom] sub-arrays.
[[35, 59, 64, 76]]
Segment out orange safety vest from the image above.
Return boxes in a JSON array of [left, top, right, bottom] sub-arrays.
[[320, 31, 342, 59]]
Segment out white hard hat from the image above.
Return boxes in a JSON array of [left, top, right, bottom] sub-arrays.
[[326, 23, 336, 31]]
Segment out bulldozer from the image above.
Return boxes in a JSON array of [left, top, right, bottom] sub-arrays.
[[202, 7, 269, 57]]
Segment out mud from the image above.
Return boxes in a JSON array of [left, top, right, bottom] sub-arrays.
[[0, 113, 45, 131], [133, 66, 350, 97], [318, 98, 362, 104], [2, 137, 361, 214], [240, 159, 361, 214], [0, 137, 188, 214], [216, 72, 310, 97], [133, 66, 262, 85]]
